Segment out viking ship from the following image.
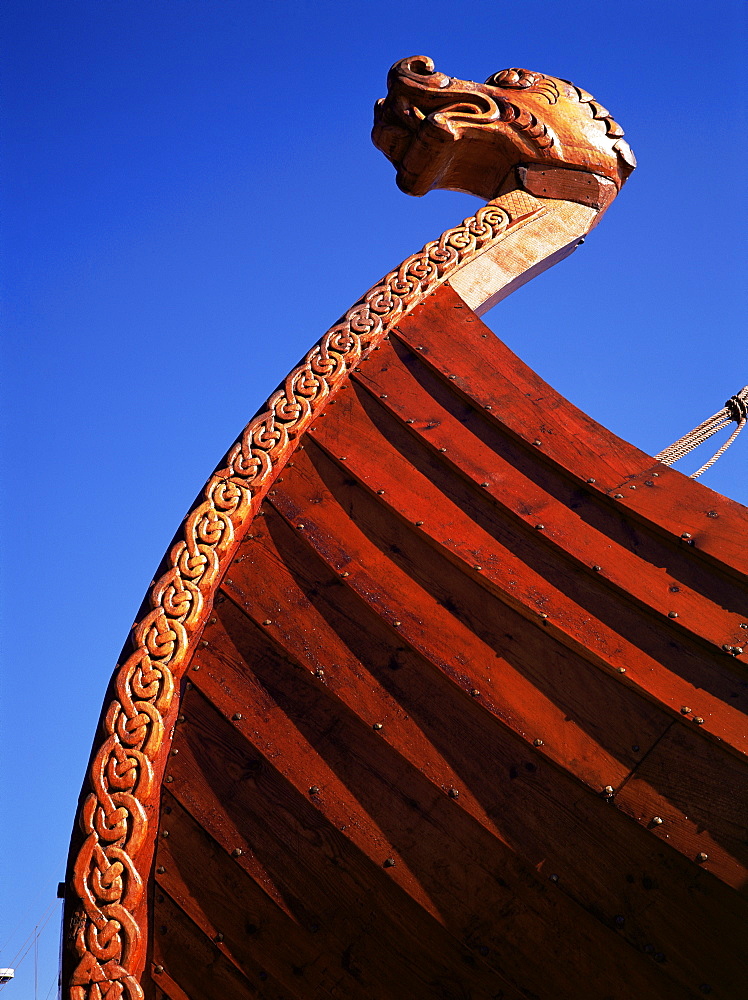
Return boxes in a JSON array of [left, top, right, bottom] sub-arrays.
[[62, 58, 747, 1000]]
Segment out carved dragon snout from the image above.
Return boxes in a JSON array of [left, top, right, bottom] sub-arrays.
[[373, 56, 636, 201]]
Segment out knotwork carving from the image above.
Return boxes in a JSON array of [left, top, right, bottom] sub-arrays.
[[66, 198, 537, 998], [373, 55, 635, 199]]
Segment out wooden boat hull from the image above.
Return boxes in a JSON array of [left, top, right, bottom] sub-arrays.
[[61, 60, 747, 1000]]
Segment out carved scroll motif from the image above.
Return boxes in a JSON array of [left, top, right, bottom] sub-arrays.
[[66, 200, 537, 999]]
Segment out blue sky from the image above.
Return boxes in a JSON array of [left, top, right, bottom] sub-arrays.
[[2, 1, 746, 993]]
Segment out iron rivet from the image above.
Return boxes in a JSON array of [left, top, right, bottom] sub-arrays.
[[602, 785, 614, 796], [680, 532, 692, 539], [309, 786, 320, 795], [225, 577, 233, 584], [533, 738, 543, 747], [535, 523, 544, 530], [549, 873, 559, 883], [740, 624, 748, 629], [614, 494, 623, 499], [680, 706, 691, 714], [383, 858, 396, 868], [185, 681, 192, 690], [314, 668, 325, 678], [449, 374, 457, 379], [586, 478, 596, 484], [592, 565, 601, 572], [533, 439, 542, 446], [192, 663, 201, 671], [539, 612, 548, 619], [297, 523, 305, 530], [393, 620, 402, 627], [617, 667, 626, 673], [651, 816, 663, 826], [380, 394, 388, 398], [448, 788, 459, 798], [215, 932, 224, 942], [471, 688, 481, 697], [473, 565, 482, 571], [629, 485, 636, 489], [707, 511, 718, 518], [406, 419, 415, 424], [232, 848, 243, 857], [373, 722, 383, 730], [653, 472, 659, 476], [734, 647, 744, 654], [377, 489, 385, 495], [340, 456, 347, 461], [162, 830, 169, 837], [484, 404, 492, 409], [614, 915, 625, 927], [668, 611, 678, 619], [199, 640, 209, 648], [480, 482, 489, 487], [208, 617, 216, 625], [340, 571, 349, 577], [439, 447, 447, 452], [644, 480, 654, 486], [165, 776, 173, 782], [722, 643, 732, 651], [416, 346, 423, 351], [693, 716, 704, 724], [415, 521, 424, 526], [170, 749, 179, 756], [696, 852, 708, 863], [232, 713, 243, 721], [632, 745, 640, 752], [156, 866, 165, 874], [177, 715, 185, 722], [262, 619, 272, 625], [154, 965, 164, 974]]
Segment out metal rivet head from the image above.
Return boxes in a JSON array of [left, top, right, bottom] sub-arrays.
[[376, 489, 385, 495], [549, 873, 559, 883], [592, 565, 601, 572], [232, 848, 243, 857], [415, 520, 424, 526], [340, 456, 347, 461], [380, 394, 388, 398], [383, 857, 396, 868], [602, 785, 615, 796], [162, 830, 170, 838], [314, 668, 325, 678], [208, 617, 217, 625], [644, 480, 654, 487], [693, 716, 704, 724], [533, 738, 544, 747], [262, 619, 272, 626], [232, 713, 243, 721], [192, 663, 201, 671], [199, 639, 209, 648], [340, 571, 349, 577], [681, 532, 691, 539], [629, 485, 636, 490], [484, 404, 492, 410], [373, 722, 383, 730], [696, 852, 708, 863], [156, 866, 165, 874], [185, 681, 192, 690], [614, 915, 625, 927], [651, 816, 664, 826], [668, 612, 678, 619], [473, 565, 482, 571], [309, 786, 320, 795], [480, 482, 489, 487], [680, 706, 691, 714], [539, 612, 549, 619], [535, 523, 544, 530], [652, 472, 659, 476], [215, 932, 224, 942], [170, 748, 179, 756], [470, 688, 480, 697], [165, 775, 173, 783], [616, 667, 626, 673], [614, 494, 624, 499], [707, 511, 718, 518], [448, 788, 459, 798], [449, 374, 457, 379], [177, 714, 185, 722], [393, 620, 402, 627], [439, 447, 447, 452], [586, 478, 596, 484], [632, 745, 640, 752], [532, 439, 542, 446], [297, 523, 305, 530], [153, 965, 164, 974], [406, 419, 415, 424]]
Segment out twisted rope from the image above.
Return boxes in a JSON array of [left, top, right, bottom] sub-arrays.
[[655, 386, 748, 479]]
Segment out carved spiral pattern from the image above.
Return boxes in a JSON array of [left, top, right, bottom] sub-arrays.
[[67, 201, 521, 998]]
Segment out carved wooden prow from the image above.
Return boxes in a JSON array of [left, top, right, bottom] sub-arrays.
[[373, 56, 635, 314]]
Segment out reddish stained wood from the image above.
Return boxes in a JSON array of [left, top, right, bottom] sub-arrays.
[[395, 284, 748, 577]]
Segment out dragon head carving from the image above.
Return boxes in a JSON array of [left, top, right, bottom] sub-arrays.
[[373, 56, 636, 200]]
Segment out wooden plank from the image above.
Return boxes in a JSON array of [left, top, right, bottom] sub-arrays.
[[389, 282, 748, 575], [199, 576, 747, 996], [615, 719, 748, 887], [303, 374, 747, 755], [164, 688, 529, 999]]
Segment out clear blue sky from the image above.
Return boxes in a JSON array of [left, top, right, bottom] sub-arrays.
[[2, 1, 746, 994]]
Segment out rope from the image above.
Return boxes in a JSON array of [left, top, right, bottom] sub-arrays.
[[655, 386, 748, 479]]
